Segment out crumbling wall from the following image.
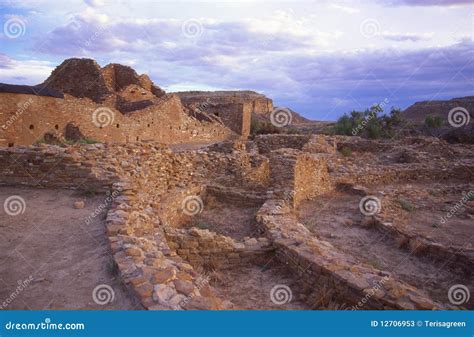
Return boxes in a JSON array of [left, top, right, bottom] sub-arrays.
[[254, 134, 312, 154], [0, 93, 232, 147], [204, 103, 250, 137], [165, 228, 272, 269], [268, 149, 332, 207], [177, 91, 273, 138], [0, 143, 270, 310]]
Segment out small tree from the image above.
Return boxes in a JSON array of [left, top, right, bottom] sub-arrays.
[[425, 115, 443, 128]]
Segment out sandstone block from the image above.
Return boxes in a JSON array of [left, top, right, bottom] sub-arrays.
[[174, 279, 195, 296], [151, 267, 176, 284]]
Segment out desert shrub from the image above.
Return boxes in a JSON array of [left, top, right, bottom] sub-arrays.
[[195, 222, 212, 230], [334, 114, 354, 135], [334, 106, 405, 139], [285, 126, 301, 134], [250, 119, 281, 135], [106, 257, 119, 276], [367, 122, 383, 139], [425, 115, 443, 128], [339, 146, 352, 157], [398, 198, 414, 212]]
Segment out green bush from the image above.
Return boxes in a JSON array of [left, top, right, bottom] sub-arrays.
[[367, 122, 382, 139], [425, 115, 443, 128], [398, 198, 414, 212], [250, 119, 281, 135], [334, 106, 405, 139], [339, 146, 352, 157]]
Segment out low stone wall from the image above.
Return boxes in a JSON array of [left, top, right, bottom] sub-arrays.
[[165, 228, 273, 269], [331, 162, 474, 186], [256, 199, 443, 310], [254, 134, 311, 154], [0, 145, 117, 191], [371, 217, 474, 274], [302, 135, 337, 154], [205, 184, 267, 207]]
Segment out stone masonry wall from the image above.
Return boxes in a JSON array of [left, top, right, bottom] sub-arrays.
[[254, 134, 312, 154], [268, 149, 332, 207], [165, 228, 272, 270], [0, 93, 233, 147], [0, 143, 277, 310], [256, 200, 443, 310]]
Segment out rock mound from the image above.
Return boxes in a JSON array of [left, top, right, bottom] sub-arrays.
[[43, 58, 109, 102], [41, 58, 166, 113]]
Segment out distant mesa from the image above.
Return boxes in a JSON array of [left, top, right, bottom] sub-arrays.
[[402, 96, 474, 123]]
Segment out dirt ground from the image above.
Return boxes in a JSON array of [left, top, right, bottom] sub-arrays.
[[211, 262, 310, 310], [0, 187, 140, 310], [187, 200, 261, 240], [298, 188, 473, 308], [381, 183, 474, 249]]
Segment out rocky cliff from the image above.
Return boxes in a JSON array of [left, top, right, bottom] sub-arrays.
[[402, 96, 474, 123]]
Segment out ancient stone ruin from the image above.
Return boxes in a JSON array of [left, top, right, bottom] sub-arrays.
[[1, 132, 472, 310], [0, 58, 472, 311]]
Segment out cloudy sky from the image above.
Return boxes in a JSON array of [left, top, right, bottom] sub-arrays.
[[0, 0, 473, 120]]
